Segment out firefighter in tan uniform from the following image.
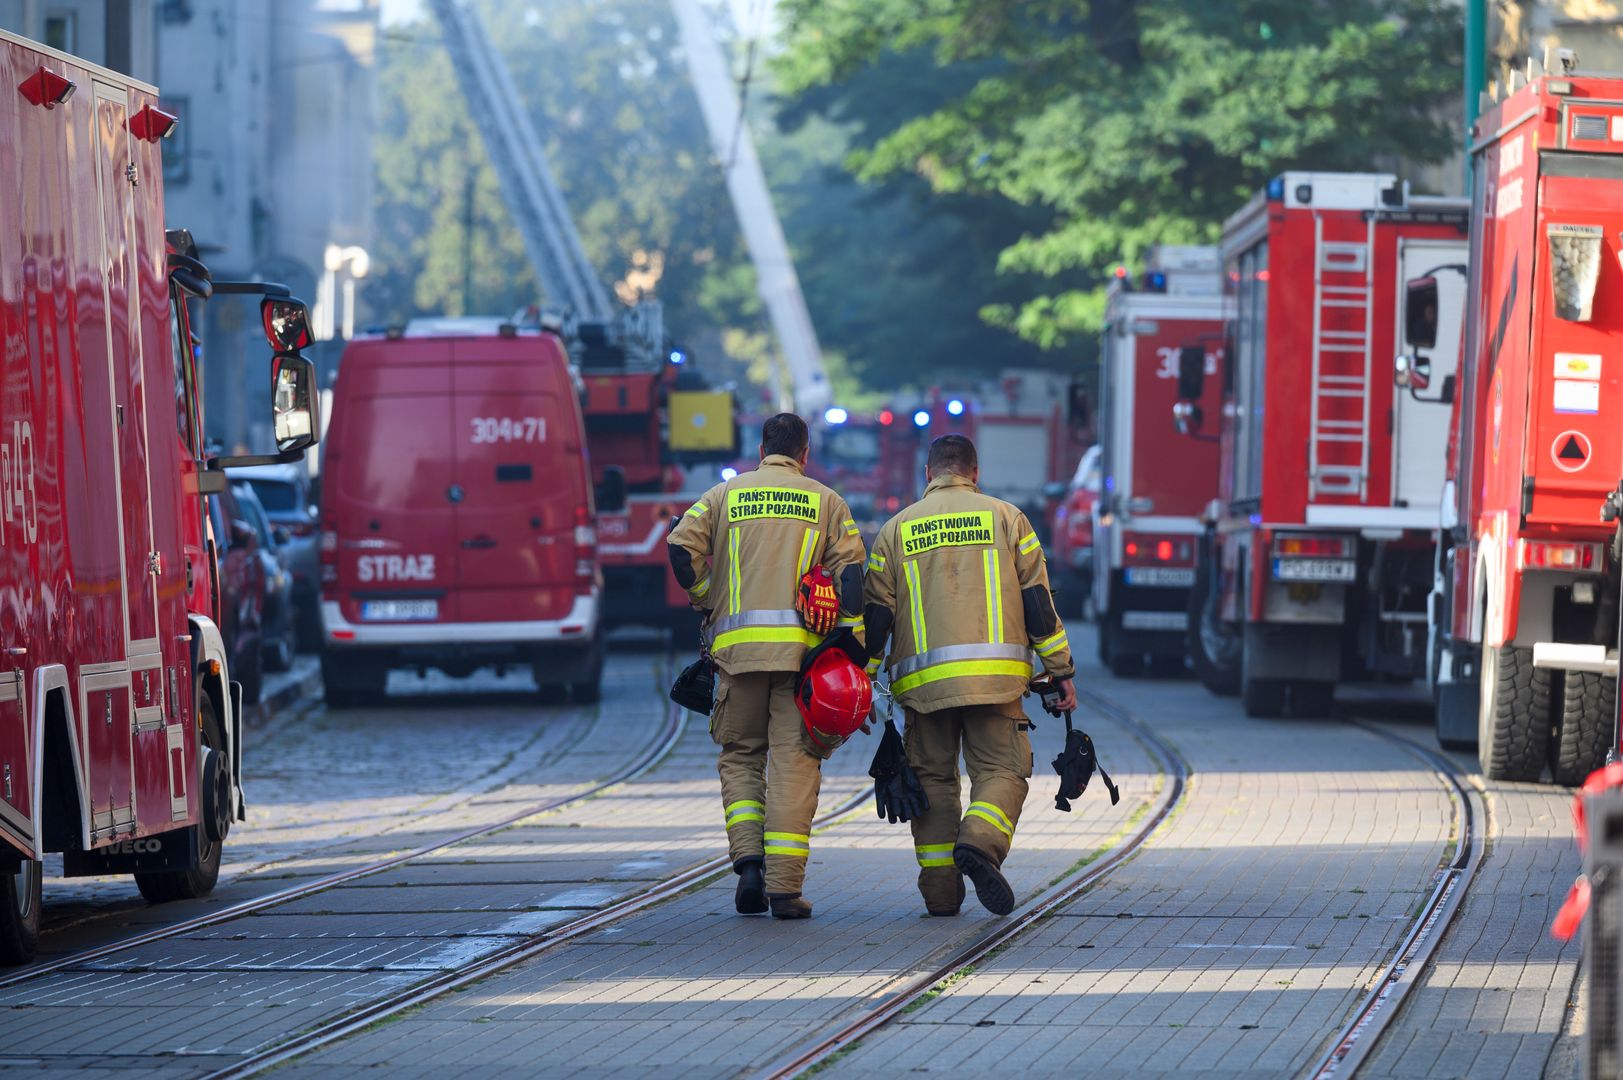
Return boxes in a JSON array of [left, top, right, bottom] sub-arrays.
[[668, 414, 866, 919], [864, 434, 1076, 916]]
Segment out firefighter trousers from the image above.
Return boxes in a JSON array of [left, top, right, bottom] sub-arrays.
[[712, 669, 823, 897], [903, 704, 1034, 911]]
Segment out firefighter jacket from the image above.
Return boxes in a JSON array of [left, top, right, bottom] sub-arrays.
[[863, 473, 1074, 714], [668, 454, 866, 676]]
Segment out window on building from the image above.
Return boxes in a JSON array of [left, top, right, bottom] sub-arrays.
[[43, 11, 76, 54]]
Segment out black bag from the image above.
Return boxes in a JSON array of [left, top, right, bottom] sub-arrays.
[[670, 656, 716, 714]]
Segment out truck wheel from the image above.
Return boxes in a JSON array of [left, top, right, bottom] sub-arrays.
[[1188, 560, 1241, 696], [237, 644, 264, 707], [1551, 670, 1613, 787], [568, 635, 606, 705], [1240, 641, 1286, 718], [1477, 644, 1550, 782], [1434, 677, 1479, 750], [135, 696, 224, 903], [1291, 680, 1335, 717], [0, 858, 41, 965], [1099, 610, 1142, 678]]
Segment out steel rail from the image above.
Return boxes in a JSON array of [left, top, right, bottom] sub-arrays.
[[0, 691, 688, 992], [1304, 723, 1482, 1079], [751, 687, 1191, 1079], [203, 780, 880, 1079]]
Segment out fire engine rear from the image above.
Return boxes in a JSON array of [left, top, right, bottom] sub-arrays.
[[1436, 51, 1623, 784], [0, 30, 320, 962], [1093, 246, 1227, 676], [1180, 173, 1468, 716]]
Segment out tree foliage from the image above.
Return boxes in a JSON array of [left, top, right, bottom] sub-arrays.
[[775, 0, 1464, 348]]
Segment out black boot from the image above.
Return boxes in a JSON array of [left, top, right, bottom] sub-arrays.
[[734, 858, 767, 915], [768, 893, 813, 919], [954, 845, 1014, 916]]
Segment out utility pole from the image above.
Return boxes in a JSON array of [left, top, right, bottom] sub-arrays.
[[462, 170, 476, 316], [1464, 0, 1487, 187]]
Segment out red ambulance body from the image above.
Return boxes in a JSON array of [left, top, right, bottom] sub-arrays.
[[1092, 247, 1226, 675], [1434, 61, 1623, 784], [0, 30, 318, 961], [1183, 174, 1468, 716]]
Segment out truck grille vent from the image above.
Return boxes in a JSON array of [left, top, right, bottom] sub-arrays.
[[1573, 113, 1608, 142]]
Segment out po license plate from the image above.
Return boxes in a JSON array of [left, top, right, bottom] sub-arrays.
[[1273, 558, 1356, 583], [1125, 566, 1195, 587], [361, 599, 439, 622]]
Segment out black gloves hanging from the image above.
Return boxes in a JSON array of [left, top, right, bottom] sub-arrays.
[[669, 654, 715, 715], [1051, 710, 1119, 812], [869, 718, 930, 824]]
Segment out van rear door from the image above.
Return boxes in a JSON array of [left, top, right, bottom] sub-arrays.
[[450, 337, 580, 623], [330, 344, 457, 624]]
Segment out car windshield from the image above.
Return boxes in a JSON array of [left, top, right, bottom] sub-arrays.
[[245, 478, 299, 513]]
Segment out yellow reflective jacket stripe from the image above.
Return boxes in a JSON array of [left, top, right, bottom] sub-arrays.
[[713, 626, 823, 652], [904, 560, 927, 652], [691, 574, 710, 600], [1018, 531, 1041, 554], [686, 502, 709, 518], [867, 553, 885, 572], [728, 528, 742, 614], [1035, 629, 1068, 656], [981, 549, 1004, 644], [892, 658, 1032, 695]]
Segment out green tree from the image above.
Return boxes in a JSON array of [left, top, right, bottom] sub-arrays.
[[775, 0, 1463, 349]]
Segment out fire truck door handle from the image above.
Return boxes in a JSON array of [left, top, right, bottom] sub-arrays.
[[461, 535, 497, 550], [5, 647, 25, 657]]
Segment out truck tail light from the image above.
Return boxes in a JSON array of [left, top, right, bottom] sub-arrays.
[[1519, 539, 1601, 571], [320, 529, 337, 591], [574, 507, 598, 593], [1124, 535, 1193, 566], [1548, 224, 1603, 322], [1273, 534, 1354, 559]]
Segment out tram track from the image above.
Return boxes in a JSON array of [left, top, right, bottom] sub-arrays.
[[0, 657, 688, 993]]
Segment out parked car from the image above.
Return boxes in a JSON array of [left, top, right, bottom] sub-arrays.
[[234, 481, 297, 673], [207, 484, 267, 705], [1049, 444, 1102, 619], [229, 462, 321, 649]]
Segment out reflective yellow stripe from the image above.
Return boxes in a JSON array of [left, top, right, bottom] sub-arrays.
[[1035, 629, 1068, 656], [915, 843, 955, 868], [797, 528, 817, 578], [982, 549, 1003, 644], [725, 799, 765, 827], [728, 528, 741, 615], [867, 553, 886, 572], [764, 831, 810, 857], [864, 657, 881, 677], [686, 502, 709, 518], [1018, 531, 1041, 555], [843, 517, 860, 537], [837, 614, 863, 628], [892, 658, 1033, 695], [965, 801, 1015, 838], [712, 626, 823, 652], [691, 574, 710, 600], [904, 561, 927, 653]]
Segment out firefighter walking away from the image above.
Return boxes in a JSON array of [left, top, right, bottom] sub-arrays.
[[865, 434, 1076, 916], [668, 414, 867, 919]]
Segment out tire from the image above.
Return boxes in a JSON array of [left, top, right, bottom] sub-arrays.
[[135, 696, 224, 903], [322, 651, 386, 709], [0, 858, 41, 965], [1241, 639, 1286, 718], [568, 635, 606, 705], [1477, 643, 1550, 782], [237, 643, 264, 706], [1188, 559, 1241, 696], [1291, 680, 1335, 717], [1552, 670, 1614, 787], [1099, 610, 1142, 678]]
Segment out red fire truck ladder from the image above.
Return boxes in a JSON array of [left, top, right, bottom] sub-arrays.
[[1307, 214, 1377, 501]]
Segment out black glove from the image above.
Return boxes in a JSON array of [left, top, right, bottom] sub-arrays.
[[669, 656, 715, 715], [869, 718, 930, 824], [1051, 711, 1119, 812]]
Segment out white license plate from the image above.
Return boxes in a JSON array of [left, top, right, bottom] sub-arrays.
[[1273, 558, 1356, 583], [1125, 567, 1195, 587], [361, 599, 439, 622]]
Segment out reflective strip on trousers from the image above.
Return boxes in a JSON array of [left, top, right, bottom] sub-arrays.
[[965, 801, 1015, 838], [728, 528, 742, 614], [904, 560, 928, 652], [764, 831, 810, 857], [710, 609, 823, 653], [725, 800, 765, 828], [915, 842, 955, 868], [982, 549, 1003, 643], [1034, 628, 1067, 656]]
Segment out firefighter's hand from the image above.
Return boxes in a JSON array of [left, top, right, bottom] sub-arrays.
[[795, 567, 840, 636], [1051, 677, 1077, 714]]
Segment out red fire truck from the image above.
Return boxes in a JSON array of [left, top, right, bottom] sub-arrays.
[[1432, 54, 1623, 784], [581, 332, 736, 638], [1092, 247, 1227, 676], [0, 30, 320, 961], [810, 410, 922, 533], [1179, 173, 1468, 716]]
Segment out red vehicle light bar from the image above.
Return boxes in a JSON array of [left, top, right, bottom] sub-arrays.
[[1273, 534, 1354, 559], [1518, 539, 1602, 572], [1123, 535, 1194, 566]]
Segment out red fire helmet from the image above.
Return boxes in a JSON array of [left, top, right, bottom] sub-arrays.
[[796, 645, 873, 753]]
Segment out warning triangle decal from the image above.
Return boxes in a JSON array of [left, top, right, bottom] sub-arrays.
[[1560, 435, 1588, 461]]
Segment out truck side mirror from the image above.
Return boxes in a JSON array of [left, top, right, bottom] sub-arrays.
[[1403, 277, 1439, 348], [596, 465, 628, 514], [271, 354, 321, 454], [261, 297, 313, 353], [1395, 353, 1432, 393], [1173, 400, 1204, 435], [1177, 346, 1207, 400]]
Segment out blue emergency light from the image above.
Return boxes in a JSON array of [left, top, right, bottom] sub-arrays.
[[912, 409, 931, 428]]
